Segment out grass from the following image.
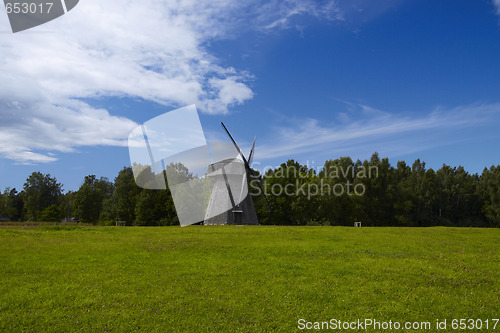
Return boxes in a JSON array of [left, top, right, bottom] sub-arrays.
[[0, 225, 498, 332]]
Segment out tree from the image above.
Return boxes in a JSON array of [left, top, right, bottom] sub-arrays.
[[353, 153, 397, 226], [60, 191, 75, 221], [73, 175, 114, 224], [39, 204, 61, 222], [258, 160, 314, 225], [319, 157, 358, 226], [481, 166, 500, 227], [392, 161, 413, 226], [435, 165, 483, 226], [135, 189, 178, 226], [0, 188, 24, 221], [23, 172, 62, 221], [107, 167, 142, 225]]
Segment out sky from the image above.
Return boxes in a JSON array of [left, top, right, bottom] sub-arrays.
[[1, 0, 500, 192]]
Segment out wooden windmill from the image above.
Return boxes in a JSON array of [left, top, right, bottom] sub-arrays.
[[203, 123, 272, 225]]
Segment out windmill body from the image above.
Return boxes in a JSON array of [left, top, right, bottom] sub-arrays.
[[202, 123, 271, 226], [203, 158, 259, 225]]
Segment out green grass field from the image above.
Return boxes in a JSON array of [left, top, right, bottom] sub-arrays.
[[0, 225, 498, 332]]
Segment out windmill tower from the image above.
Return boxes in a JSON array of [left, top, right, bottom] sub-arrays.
[[203, 123, 271, 225]]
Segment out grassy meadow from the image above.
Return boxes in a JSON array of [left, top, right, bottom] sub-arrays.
[[0, 225, 498, 332]]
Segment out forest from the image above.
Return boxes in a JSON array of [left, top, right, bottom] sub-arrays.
[[1, 153, 499, 227]]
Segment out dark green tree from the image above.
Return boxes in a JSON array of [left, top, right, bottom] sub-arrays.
[[435, 165, 483, 226], [23, 172, 62, 221], [108, 167, 142, 225], [392, 161, 413, 226], [481, 166, 500, 227], [258, 160, 313, 225], [0, 188, 24, 221], [353, 153, 397, 226], [135, 189, 178, 226], [319, 157, 359, 226], [39, 204, 61, 222], [73, 175, 113, 224], [59, 191, 75, 221]]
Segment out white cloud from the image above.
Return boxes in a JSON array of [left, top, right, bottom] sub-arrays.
[[0, 98, 137, 164], [256, 103, 500, 161], [0, 0, 341, 164], [209, 77, 254, 107]]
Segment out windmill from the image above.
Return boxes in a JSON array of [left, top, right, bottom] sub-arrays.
[[203, 123, 272, 225]]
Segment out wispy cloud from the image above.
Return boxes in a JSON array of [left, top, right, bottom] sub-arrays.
[[0, 99, 137, 164], [0, 0, 341, 164], [256, 0, 344, 30], [256, 102, 500, 161]]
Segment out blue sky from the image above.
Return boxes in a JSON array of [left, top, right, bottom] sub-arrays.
[[1, 0, 500, 192]]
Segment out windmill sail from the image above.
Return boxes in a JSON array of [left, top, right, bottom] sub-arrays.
[[221, 122, 272, 211]]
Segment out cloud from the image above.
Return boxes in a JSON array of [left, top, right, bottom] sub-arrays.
[[255, 102, 500, 161], [255, 0, 344, 30], [0, 0, 340, 164], [0, 98, 137, 164]]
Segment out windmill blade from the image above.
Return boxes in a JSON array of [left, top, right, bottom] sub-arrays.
[[221, 122, 248, 166], [236, 168, 248, 204], [248, 137, 256, 167], [221, 165, 237, 210], [221, 122, 272, 211]]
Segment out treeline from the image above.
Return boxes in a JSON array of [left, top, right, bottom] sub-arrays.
[[0, 168, 178, 226], [255, 153, 500, 227], [0, 153, 499, 227]]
